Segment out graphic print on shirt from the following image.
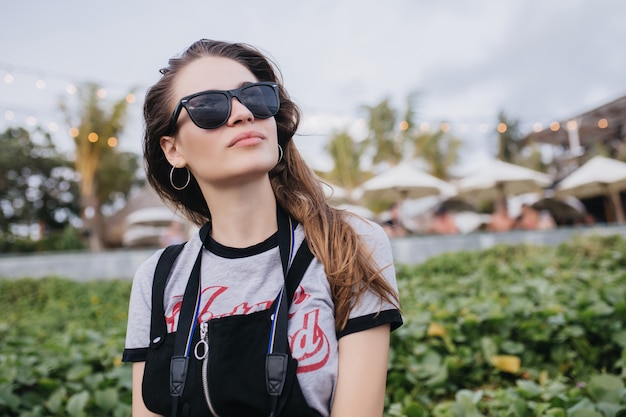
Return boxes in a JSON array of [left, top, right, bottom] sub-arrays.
[[164, 284, 331, 374]]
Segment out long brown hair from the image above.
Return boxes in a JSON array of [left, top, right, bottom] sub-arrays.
[[144, 39, 399, 331]]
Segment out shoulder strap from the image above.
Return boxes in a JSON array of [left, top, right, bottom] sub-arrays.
[[150, 243, 186, 343], [274, 240, 314, 353], [265, 239, 314, 415]]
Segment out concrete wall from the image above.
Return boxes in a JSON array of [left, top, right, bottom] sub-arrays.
[[1, 225, 625, 281]]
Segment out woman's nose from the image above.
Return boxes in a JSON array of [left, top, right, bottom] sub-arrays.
[[227, 97, 254, 126]]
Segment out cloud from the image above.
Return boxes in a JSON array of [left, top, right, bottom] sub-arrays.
[[1, 0, 625, 170]]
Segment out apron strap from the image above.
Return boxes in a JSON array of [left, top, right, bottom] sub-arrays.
[[169, 223, 211, 417], [266, 237, 314, 417], [150, 242, 186, 343], [271, 241, 314, 354]]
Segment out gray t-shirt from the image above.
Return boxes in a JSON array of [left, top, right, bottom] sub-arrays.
[[123, 214, 402, 416]]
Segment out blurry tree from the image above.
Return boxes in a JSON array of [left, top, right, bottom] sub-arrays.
[[363, 98, 404, 166], [496, 110, 546, 172], [319, 130, 370, 193], [390, 92, 461, 180], [0, 127, 79, 237], [60, 83, 139, 251], [96, 149, 142, 212], [496, 110, 522, 163], [413, 128, 462, 179]]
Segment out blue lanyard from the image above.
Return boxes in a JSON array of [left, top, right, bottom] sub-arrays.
[[267, 215, 295, 355]]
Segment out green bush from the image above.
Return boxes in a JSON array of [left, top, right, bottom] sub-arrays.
[[0, 234, 625, 416], [0, 278, 132, 417], [387, 234, 626, 416], [0, 226, 86, 253]]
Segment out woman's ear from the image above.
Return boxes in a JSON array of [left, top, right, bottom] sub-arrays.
[[160, 135, 186, 167]]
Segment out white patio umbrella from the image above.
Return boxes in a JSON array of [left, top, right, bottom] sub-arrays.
[[356, 162, 456, 203], [555, 155, 626, 223], [456, 159, 552, 204]]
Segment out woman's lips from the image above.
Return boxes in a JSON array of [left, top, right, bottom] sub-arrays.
[[229, 131, 265, 147]]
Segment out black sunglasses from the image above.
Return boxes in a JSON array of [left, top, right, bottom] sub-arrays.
[[167, 82, 280, 133]]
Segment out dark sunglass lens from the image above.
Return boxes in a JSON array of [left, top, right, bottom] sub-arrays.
[[187, 92, 230, 128], [240, 85, 279, 118]]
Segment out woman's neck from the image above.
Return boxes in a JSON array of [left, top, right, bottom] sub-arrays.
[[201, 178, 278, 248]]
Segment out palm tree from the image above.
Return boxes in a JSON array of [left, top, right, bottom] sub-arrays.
[[60, 83, 133, 251], [413, 128, 462, 180], [363, 99, 403, 166], [496, 110, 546, 172], [320, 130, 370, 194]]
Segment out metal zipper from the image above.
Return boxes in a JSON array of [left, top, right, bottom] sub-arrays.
[[195, 322, 221, 417]]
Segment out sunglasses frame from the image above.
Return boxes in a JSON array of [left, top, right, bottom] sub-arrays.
[[167, 81, 280, 134]]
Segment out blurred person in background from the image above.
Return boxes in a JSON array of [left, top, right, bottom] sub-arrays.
[[428, 206, 458, 235], [488, 201, 515, 232]]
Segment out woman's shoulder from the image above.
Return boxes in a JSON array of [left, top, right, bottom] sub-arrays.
[[342, 211, 389, 241], [134, 232, 203, 282]]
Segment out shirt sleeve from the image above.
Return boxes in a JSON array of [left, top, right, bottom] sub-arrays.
[[337, 215, 403, 339], [122, 249, 163, 362]]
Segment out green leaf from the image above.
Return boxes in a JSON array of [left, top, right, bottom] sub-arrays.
[[45, 387, 66, 413], [596, 402, 626, 417], [94, 388, 118, 411], [516, 380, 542, 399], [0, 382, 21, 410], [480, 337, 497, 360], [66, 364, 93, 382], [587, 374, 625, 403], [544, 408, 566, 417], [453, 392, 483, 417], [612, 330, 626, 348], [512, 398, 530, 417], [66, 391, 89, 417], [569, 411, 604, 417], [403, 402, 427, 417], [568, 398, 601, 415]]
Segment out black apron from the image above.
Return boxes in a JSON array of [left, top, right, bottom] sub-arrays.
[[142, 207, 318, 417]]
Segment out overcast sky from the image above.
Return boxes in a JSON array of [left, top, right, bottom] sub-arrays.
[[1, 0, 625, 173]]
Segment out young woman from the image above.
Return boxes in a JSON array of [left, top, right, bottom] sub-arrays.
[[123, 39, 402, 417]]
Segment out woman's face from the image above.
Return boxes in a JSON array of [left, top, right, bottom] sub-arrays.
[[162, 56, 279, 188]]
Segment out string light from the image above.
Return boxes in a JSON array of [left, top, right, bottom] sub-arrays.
[[0, 64, 145, 147], [88, 132, 99, 143], [0, 63, 621, 150], [566, 120, 578, 130]]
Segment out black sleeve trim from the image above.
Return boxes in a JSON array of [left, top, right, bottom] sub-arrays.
[[122, 348, 148, 363], [337, 309, 403, 339]]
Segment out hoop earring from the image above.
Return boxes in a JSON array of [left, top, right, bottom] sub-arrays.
[[170, 166, 190, 191], [277, 144, 284, 164]]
